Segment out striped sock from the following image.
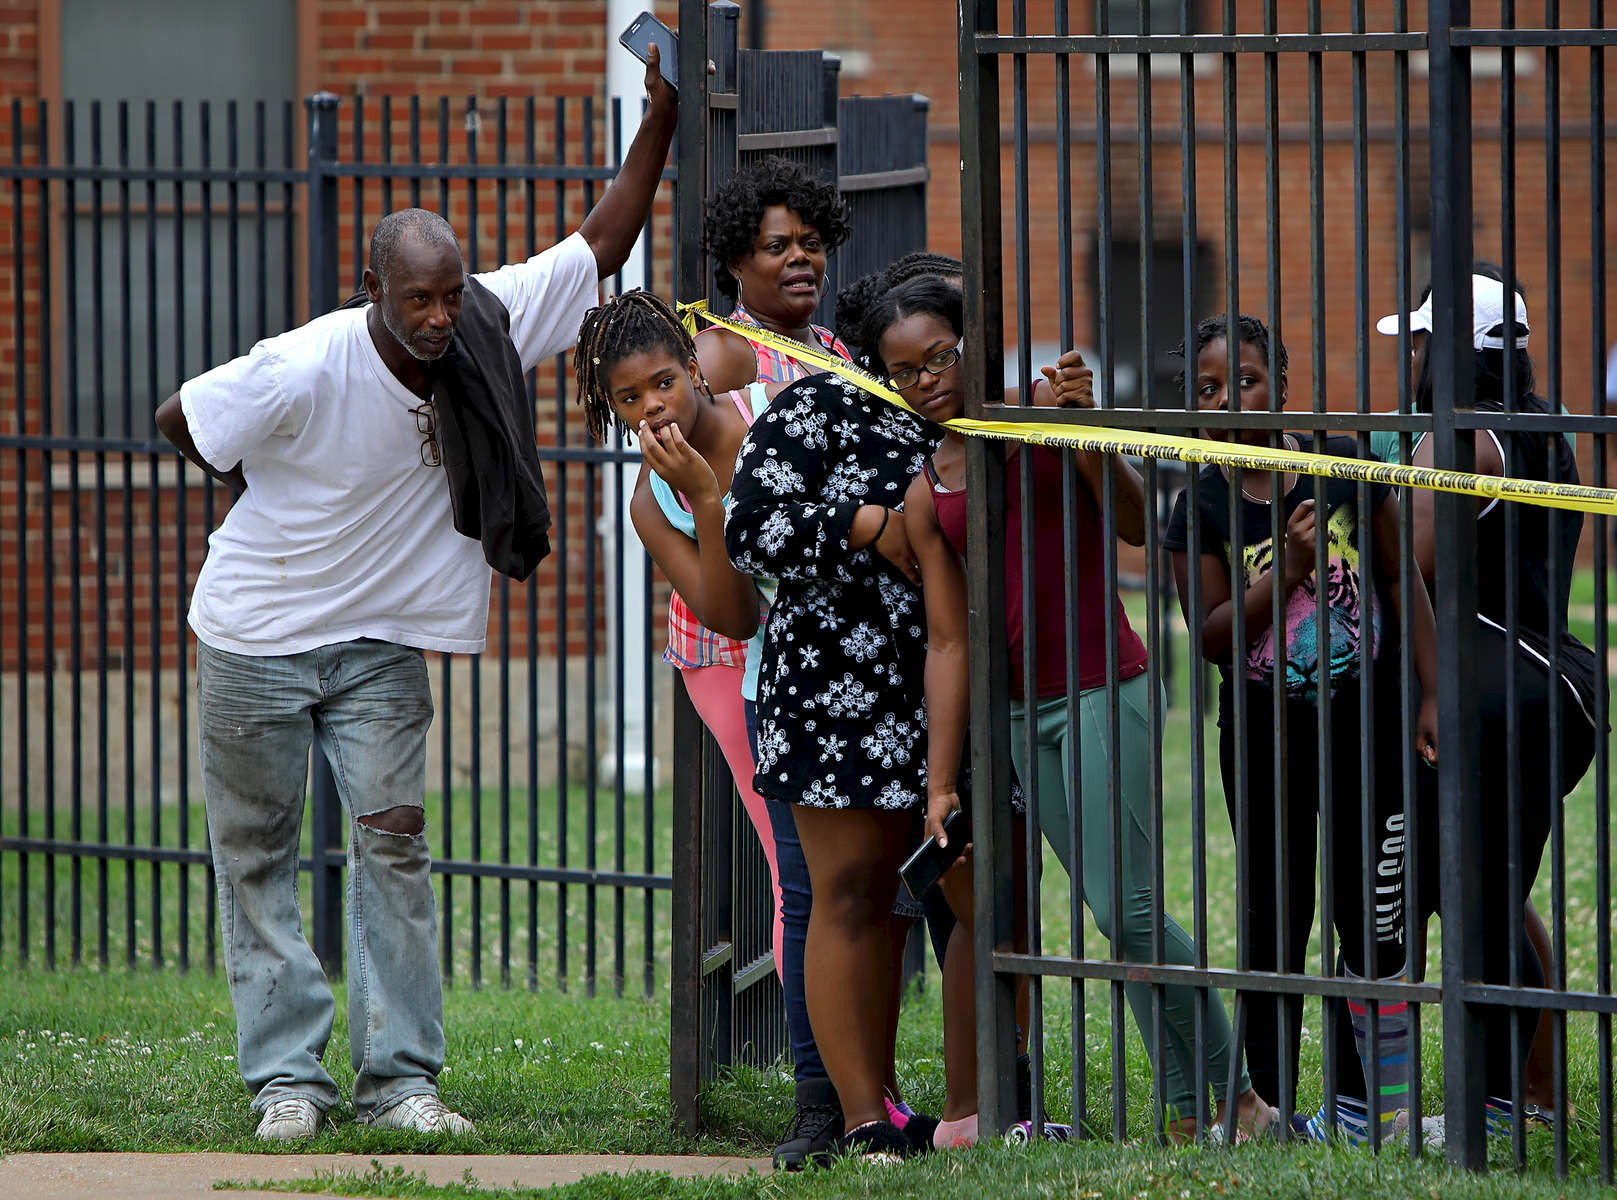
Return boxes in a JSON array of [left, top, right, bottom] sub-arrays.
[[1345, 973, 1412, 1136], [1301, 1095, 1369, 1145]]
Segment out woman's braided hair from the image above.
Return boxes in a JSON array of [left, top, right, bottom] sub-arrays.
[[573, 290, 699, 444]]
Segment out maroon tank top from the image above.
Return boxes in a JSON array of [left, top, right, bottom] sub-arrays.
[[928, 446, 1148, 701]]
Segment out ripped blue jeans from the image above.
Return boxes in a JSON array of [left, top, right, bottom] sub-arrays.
[[197, 638, 442, 1120]]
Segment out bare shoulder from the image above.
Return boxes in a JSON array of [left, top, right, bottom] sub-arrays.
[[695, 327, 759, 394]]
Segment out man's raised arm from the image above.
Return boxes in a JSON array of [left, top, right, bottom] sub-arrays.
[[578, 43, 678, 281]]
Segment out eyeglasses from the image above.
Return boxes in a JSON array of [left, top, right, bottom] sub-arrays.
[[412, 401, 441, 467], [887, 342, 963, 392]]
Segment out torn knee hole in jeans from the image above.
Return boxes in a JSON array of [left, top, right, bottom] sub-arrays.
[[357, 807, 425, 837]]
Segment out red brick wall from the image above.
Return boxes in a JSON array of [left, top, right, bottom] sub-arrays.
[[313, 0, 609, 101]]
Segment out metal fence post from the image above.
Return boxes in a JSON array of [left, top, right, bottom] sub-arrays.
[[958, 0, 1019, 1139], [668, 0, 711, 1132], [303, 91, 345, 981], [1426, 3, 1488, 1171]]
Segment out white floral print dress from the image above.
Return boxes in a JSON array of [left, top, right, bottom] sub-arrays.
[[724, 374, 943, 810]]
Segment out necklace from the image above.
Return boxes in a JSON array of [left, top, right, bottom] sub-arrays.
[[1236, 434, 1297, 504]]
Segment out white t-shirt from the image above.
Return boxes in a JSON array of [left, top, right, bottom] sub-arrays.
[[181, 230, 598, 657]]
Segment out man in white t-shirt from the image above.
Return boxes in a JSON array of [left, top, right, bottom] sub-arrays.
[[154, 50, 675, 1143]]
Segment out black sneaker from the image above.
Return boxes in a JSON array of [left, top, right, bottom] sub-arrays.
[[833, 1119, 910, 1162], [774, 1078, 843, 1171]]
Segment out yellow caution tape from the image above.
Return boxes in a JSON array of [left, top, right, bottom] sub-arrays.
[[680, 299, 1617, 517]]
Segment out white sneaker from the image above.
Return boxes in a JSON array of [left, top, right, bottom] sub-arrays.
[[255, 1095, 323, 1141], [367, 1093, 475, 1135]]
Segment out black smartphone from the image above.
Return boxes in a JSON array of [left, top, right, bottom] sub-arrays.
[[618, 11, 678, 90], [898, 806, 971, 903]]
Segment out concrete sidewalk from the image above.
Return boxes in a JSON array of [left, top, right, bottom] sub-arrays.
[[0, 1152, 773, 1199]]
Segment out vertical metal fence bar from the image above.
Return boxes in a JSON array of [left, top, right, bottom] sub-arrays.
[[581, 94, 600, 1000], [639, 92, 658, 1001], [553, 94, 570, 993], [90, 97, 109, 969], [1350, 0, 1383, 1151], [281, 106, 294, 333], [524, 94, 541, 995], [1090, 0, 1128, 1142], [253, 103, 267, 342], [609, 94, 628, 1000], [1218, 0, 1250, 1143], [64, 99, 84, 968], [1177, 0, 1209, 1137], [1304, 0, 1340, 1143], [1497, 0, 1528, 1172], [350, 97, 363, 294], [39, 98, 57, 971], [1590, 6, 1616, 1183], [144, 100, 163, 969], [408, 97, 421, 212], [1428, 0, 1489, 1168], [118, 99, 136, 967], [434, 94, 456, 987], [1051, 0, 1083, 1141], [466, 93, 485, 995], [382, 97, 394, 218], [1262, 0, 1296, 1141], [303, 93, 343, 980], [495, 96, 514, 993], [10, 100, 28, 967], [1008, 0, 1040, 1142], [959, 0, 1017, 1137], [670, 0, 711, 1126], [1137, 0, 1168, 1144], [1391, 0, 1422, 1156], [1541, 4, 1570, 1178], [172, 99, 191, 973], [199, 98, 217, 974]]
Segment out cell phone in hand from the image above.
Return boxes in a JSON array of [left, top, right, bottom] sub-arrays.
[[618, 11, 678, 90], [898, 806, 971, 903]]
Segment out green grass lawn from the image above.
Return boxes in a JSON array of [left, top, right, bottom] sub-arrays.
[[2, 580, 1614, 1197], [219, 1145, 1617, 1200]]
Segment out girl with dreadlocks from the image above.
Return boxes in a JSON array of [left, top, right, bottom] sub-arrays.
[[575, 288, 785, 962]]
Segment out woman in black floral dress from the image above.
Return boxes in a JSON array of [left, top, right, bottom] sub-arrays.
[[726, 371, 941, 1157]]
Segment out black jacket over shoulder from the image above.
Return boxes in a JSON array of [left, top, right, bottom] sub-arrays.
[[428, 276, 552, 580], [342, 277, 552, 580]]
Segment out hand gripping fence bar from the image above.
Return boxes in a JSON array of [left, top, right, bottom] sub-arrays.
[[679, 300, 1617, 518]]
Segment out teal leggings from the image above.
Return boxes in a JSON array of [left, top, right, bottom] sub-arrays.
[[1010, 672, 1250, 1118]]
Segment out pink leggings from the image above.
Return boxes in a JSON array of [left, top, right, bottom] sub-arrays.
[[679, 665, 786, 978]]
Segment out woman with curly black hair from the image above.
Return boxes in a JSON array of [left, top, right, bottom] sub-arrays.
[[695, 155, 854, 395]]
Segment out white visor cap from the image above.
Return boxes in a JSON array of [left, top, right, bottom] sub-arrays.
[[1376, 273, 1530, 351]]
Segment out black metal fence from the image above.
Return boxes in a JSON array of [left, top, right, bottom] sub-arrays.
[[959, 0, 1613, 1179]]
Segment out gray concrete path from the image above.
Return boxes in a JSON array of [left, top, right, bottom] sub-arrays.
[[0, 1152, 772, 1198]]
